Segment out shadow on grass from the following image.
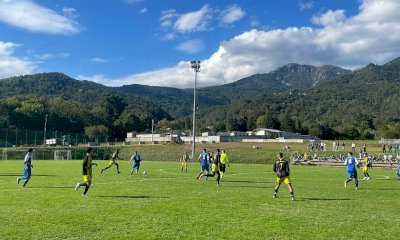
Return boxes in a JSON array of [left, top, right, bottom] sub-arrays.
[[0, 174, 57, 177], [222, 180, 270, 184], [229, 185, 272, 189], [296, 198, 352, 201], [97, 195, 169, 199], [33, 186, 74, 189]]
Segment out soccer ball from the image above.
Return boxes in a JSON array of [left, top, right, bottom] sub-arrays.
[[143, 171, 147, 175]]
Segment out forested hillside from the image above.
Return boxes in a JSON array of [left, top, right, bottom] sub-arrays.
[[0, 73, 170, 139], [1, 58, 399, 140], [115, 64, 351, 117], [195, 58, 400, 139]]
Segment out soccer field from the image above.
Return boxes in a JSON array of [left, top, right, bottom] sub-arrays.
[[1, 160, 399, 240]]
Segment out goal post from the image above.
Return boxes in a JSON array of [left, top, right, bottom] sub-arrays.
[[1, 148, 28, 160], [54, 150, 72, 160]]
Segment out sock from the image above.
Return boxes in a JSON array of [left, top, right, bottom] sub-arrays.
[[23, 178, 30, 187], [83, 185, 90, 195]]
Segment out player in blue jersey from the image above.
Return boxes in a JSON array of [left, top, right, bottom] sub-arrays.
[[196, 149, 209, 180], [344, 152, 359, 189], [198, 149, 221, 186], [129, 151, 142, 176], [17, 148, 34, 188], [396, 164, 400, 180]]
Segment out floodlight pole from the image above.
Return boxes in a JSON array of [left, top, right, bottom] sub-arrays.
[[190, 61, 200, 160], [43, 114, 48, 145]]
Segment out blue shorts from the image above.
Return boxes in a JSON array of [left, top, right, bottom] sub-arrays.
[[347, 171, 358, 178], [201, 165, 209, 171], [133, 162, 140, 169], [24, 166, 31, 178]]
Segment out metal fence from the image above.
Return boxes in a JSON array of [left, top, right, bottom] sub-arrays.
[[0, 127, 125, 147]]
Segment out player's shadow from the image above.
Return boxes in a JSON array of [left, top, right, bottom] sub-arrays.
[[0, 174, 22, 177], [30, 186, 73, 189], [297, 198, 352, 201], [223, 180, 270, 184], [98, 195, 169, 199], [229, 185, 272, 189], [0, 174, 57, 177]]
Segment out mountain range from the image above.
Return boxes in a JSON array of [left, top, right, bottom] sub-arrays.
[[1, 57, 400, 139]]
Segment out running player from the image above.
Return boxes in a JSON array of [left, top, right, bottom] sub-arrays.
[[199, 149, 221, 186], [344, 151, 359, 189], [180, 151, 190, 172], [17, 148, 34, 188], [219, 150, 230, 180], [196, 149, 209, 180], [273, 152, 295, 200], [75, 147, 98, 196], [396, 164, 400, 180], [129, 151, 142, 176], [362, 153, 370, 180], [101, 149, 122, 174]]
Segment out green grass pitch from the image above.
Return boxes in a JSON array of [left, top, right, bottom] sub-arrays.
[[1, 160, 399, 240]]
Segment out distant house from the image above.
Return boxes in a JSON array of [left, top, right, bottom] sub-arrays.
[[254, 128, 283, 139], [125, 128, 310, 144]]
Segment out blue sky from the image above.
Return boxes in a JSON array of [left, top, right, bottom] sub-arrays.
[[1, 0, 400, 88]]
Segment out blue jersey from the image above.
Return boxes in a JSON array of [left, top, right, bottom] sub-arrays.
[[345, 156, 358, 172], [396, 167, 400, 176], [199, 152, 208, 167], [24, 153, 32, 167], [131, 154, 141, 163]]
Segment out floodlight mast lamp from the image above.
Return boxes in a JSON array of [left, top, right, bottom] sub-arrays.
[[191, 60, 200, 160]]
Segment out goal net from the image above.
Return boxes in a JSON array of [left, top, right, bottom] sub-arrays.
[[54, 150, 72, 160], [1, 149, 29, 160]]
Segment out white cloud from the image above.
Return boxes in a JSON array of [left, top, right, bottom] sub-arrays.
[[160, 9, 178, 29], [219, 4, 245, 25], [0, 41, 36, 79], [249, 17, 260, 27], [62, 7, 79, 19], [298, 1, 314, 11], [91, 58, 108, 63], [139, 8, 147, 14], [122, 0, 144, 5], [0, 0, 81, 35], [174, 5, 212, 32], [59, 52, 71, 58], [160, 5, 212, 34], [35, 53, 53, 60], [82, 0, 400, 89], [312, 10, 346, 26], [176, 39, 205, 54]]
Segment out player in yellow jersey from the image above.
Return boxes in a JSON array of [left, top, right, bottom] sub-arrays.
[[75, 147, 98, 197], [101, 149, 122, 174], [180, 151, 190, 172], [219, 150, 230, 180], [273, 152, 294, 200], [362, 153, 370, 180]]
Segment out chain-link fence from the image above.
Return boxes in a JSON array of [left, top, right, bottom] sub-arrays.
[[0, 127, 126, 147]]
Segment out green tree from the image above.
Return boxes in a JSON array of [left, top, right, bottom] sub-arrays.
[[85, 125, 110, 143]]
